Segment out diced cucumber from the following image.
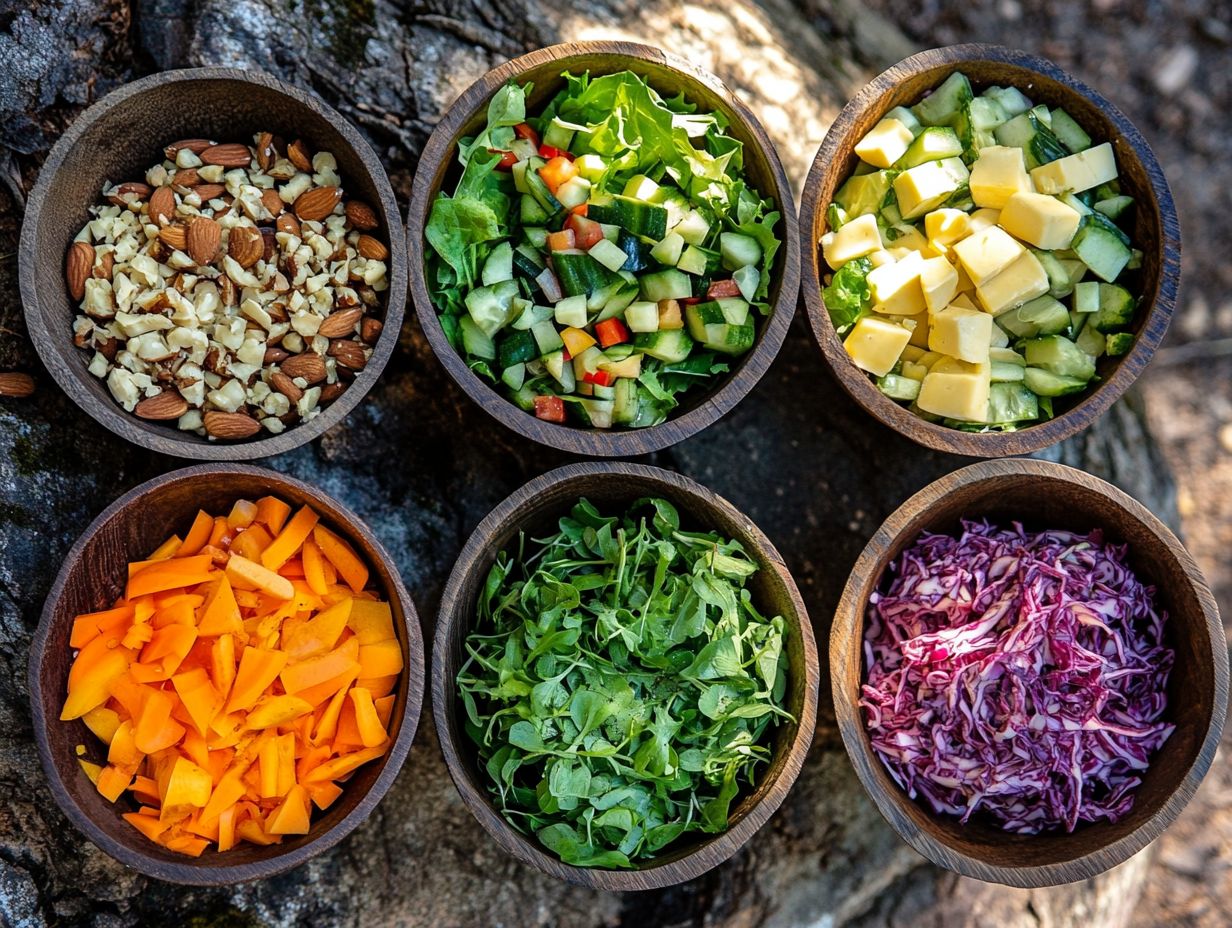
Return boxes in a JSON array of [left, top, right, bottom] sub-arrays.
[[639, 269, 692, 302], [1071, 214, 1132, 283], [555, 176, 591, 210], [521, 194, 549, 225], [1128, 248, 1143, 270], [990, 347, 1027, 365], [685, 301, 754, 355], [481, 241, 514, 286], [523, 227, 549, 250], [987, 381, 1040, 422], [634, 328, 694, 363], [597, 284, 639, 320], [1094, 195, 1133, 220], [587, 195, 668, 239], [1076, 321, 1106, 358], [994, 110, 1066, 168], [553, 251, 617, 297], [572, 345, 605, 379], [459, 316, 495, 360], [553, 294, 588, 328], [625, 301, 660, 333], [969, 96, 1011, 131], [497, 329, 538, 368], [508, 385, 538, 412], [1092, 282, 1136, 332], [1106, 332, 1134, 356], [585, 278, 624, 313], [618, 231, 654, 273], [886, 105, 923, 135], [715, 297, 750, 325], [509, 139, 538, 162], [1073, 281, 1100, 313], [531, 320, 564, 356], [543, 350, 575, 391], [734, 265, 760, 301], [678, 245, 721, 276], [1023, 367, 1089, 396], [599, 223, 621, 243], [574, 153, 607, 182], [574, 397, 614, 429], [650, 232, 685, 266], [719, 232, 763, 271], [990, 321, 1010, 348], [501, 362, 526, 391], [911, 71, 973, 126], [1024, 335, 1097, 381], [990, 360, 1027, 382], [1032, 249, 1080, 298], [588, 238, 629, 273], [511, 302, 552, 330], [998, 296, 1071, 339], [512, 160, 532, 194], [1060, 191, 1092, 216], [672, 209, 710, 245], [622, 175, 660, 201], [464, 279, 520, 336], [612, 378, 639, 424], [543, 117, 578, 151], [512, 243, 545, 279], [1048, 108, 1092, 153], [983, 86, 1034, 118], [877, 373, 921, 401], [896, 126, 963, 167], [834, 170, 893, 219], [524, 160, 563, 216]]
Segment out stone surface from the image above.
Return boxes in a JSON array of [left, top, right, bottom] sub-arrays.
[[0, 0, 1185, 925]]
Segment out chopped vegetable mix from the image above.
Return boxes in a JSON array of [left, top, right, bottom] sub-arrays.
[[457, 498, 791, 867], [862, 521, 1173, 834], [62, 498, 403, 856], [425, 72, 782, 430]]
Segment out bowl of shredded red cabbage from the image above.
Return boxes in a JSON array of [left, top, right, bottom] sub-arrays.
[[861, 520, 1175, 835]]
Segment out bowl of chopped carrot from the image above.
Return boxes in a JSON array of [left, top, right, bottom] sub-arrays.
[[27, 464, 424, 885]]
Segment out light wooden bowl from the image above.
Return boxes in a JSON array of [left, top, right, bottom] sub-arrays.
[[799, 44, 1180, 457], [832, 458, 1226, 886], [28, 465, 425, 885], [407, 42, 801, 458], [432, 462, 819, 888], [19, 68, 407, 460]]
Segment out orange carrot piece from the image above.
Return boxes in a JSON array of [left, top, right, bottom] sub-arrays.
[[356, 674, 398, 698], [63, 639, 132, 720], [258, 737, 281, 799], [200, 769, 246, 823], [256, 496, 292, 535], [225, 555, 294, 601], [224, 647, 289, 715], [261, 506, 319, 571], [282, 597, 351, 661], [216, 806, 238, 852], [123, 810, 169, 843], [207, 516, 230, 549], [182, 727, 210, 770], [134, 689, 185, 754], [280, 638, 359, 696], [130, 775, 161, 805], [210, 634, 237, 699], [275, 732, 296, 797], [307, 781, 343, 810], [311, 524, 368, 593], [163, 832, 210, 856], [348, 687, 387, 748], [374, 694, 396, 730], [171, 667, 224, 737], [179, 510, 214, 557], [128, 662, 170, 684], [230, 523, 273, 561], [267, 784, 311, 835], [227, 498, 258, 530], [235, 818, 280, 846], [292, 662, 360, 708], [78, 758, 104, 784], [162, 756, 212, 812], [333, 696, 364, 748], [107, 673, 148, 720], [347, 599, 395, 644], [246, 694, 314, 730], [300, 537, 330, 596], [151, 597, 197, 629], [126, 555, 214, 599], [302, 746, 385, 784], [197, 575, 243, 636], [82, 706, 122, 745], [312, 681, 352, 745], [147, 534, 183, 561], [357, 639, 403, 679], [142, 624, 197, 675], [70, 605, 134, 649], [96, 764, 135, 802]]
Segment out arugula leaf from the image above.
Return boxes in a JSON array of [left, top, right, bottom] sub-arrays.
[[822, 256, 874, 332]]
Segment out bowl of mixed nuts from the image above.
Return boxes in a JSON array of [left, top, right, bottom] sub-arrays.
[[19, 67, 406, 459]]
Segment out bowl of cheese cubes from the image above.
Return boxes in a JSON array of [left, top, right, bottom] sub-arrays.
[[799, 44, 1179, 456]]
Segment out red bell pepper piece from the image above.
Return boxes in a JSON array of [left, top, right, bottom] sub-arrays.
[[680, 296, 703, 305], [513, 122, 540, 147], [488, 149, 518, 171], [594, 318, 630, 348], [538, 144, 573, 161], [538, 156, 578, 194], [581, 370, 614, 387], [706, 279, 742, 299], [565, 213, 604, 250], [533, 395, 566, 424], [546, 229, 576, 252], [571, 203, 588, 216]]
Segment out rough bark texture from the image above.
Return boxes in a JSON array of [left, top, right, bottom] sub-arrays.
[[0, 0, 1180, 925]]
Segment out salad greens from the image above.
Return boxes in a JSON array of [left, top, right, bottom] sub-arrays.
[[457, 498, 791, 868]]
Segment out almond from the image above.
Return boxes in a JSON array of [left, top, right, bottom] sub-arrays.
[[355, 234, 389, 261], [186, 216, 221, 265], [269, 371, 303, 403], [261, 188, 284, 217], [287, 139, 313, 172], [108, 182, 152, 206], [280, 351, 327, 384], [328, 339, 367, 371], [202, 143, 252, 168], [66, 241, 94, 300], [259, 227, 277, 262], [148, 185, 176, 225], [294, 186, 341, 222], [345, 200, 379, 230], [318, 307, 363, 338], [134, 391, 188, 420], [218, 275, 237, 307], [172, 167, 201, 188], [228, 226, 264, 269], [193, 183, 226, 202], [203, 410, 261, 440], [360, 317, 383, 345], [254, 132, 276, 172], [94, 252, 115, 280], [0, 372, 35, 397], [264, 346, 290, 365], [319, 382, 347, 404], [165, 139, 212, 158], [159, 225, 188, 251], [276, 213, 300, 237]]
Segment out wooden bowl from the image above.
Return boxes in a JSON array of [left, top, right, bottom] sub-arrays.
[[407, 42, 801, 458], [432, 462, 818, 888], [832, 458, 1227, 887], [27, 464, 425, 885], [18, 68, 407, 460], [799, 44, 1181, 457]]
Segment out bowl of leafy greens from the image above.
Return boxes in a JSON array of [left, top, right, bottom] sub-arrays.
[[431, 462, 818, 889], [407, 42, 800, 457]]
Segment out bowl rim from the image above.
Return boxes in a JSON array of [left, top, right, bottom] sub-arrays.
[[18, 66, 409, 461], [431, 461, 819, 889], [798, 43, 1181, 458], [26, 463, 426, 885], [406, 40, 802, 458], [830, 457, 1228, 887]]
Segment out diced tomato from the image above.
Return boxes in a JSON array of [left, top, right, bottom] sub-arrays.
[[582, 370, 614, 387], [706, 279, 742, 299], [513, 122, 540, 147], [488, 149, 518, 171], [565, 213, 604, 250], [561, 348, 572, 361], [538, 145, 573, 161], [680, 296, 703, 305], [594, 318, 630, 348], [546, 229, 576, 252], [571, 203, 588, 217], [533, 395, 566, 424], [538, 156, 578, 194]]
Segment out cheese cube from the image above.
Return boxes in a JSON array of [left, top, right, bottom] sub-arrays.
[[998, 191, 1082, 249], [974, 250, 1050, 315], [821, 214, 883, 269], [1030, 142, 1118, 194], [928, 304, 993, 363], [950, 293, 980, 312], [952, 226, 1025, 286], [868, 249, 896, 268], [886, 225, 939, 258], [893, 158, 969, 219], [901, 360, 930, 381], [854, 118, 916, 168], [905, 310, 930, 348], [925, 208, 971, 247], [867, 251, 926, 315], [953, 260, 975, 294], [967, 208, 1001, 235], [901, 345, 926, 363], [969, 146, 1032, 208], [919, 257, 959, 314], [917, 358, 991, 422], [843, 316, 912, 376]]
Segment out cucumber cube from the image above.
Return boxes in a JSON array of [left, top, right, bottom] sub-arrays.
[[1071, 217, 1131, 283], [555, 176, 591, 210], [885, 105, 923, 136], [625, 301, 660, 333], [719, 232, 763, 271], [635, 328, 694, 363], [531, 320, 564, 355], [877, 373, 921, 401], [553, 295, 588, 328], [1106, 331, 1134, 356], [1092, 283, 1136, 332], [673, 209, 710, 245], [988, 381, 1039, 422], [481, 241, 514, 286], [623, 175, 660, 201], [1073, 281, 1100, 313], [501, 362, 526, 390], [678, 245, 715, 276], [983, 86, 1033, 118], [464, 279, 519, 336], [459, 317, 495, 360], [640, 269, 692, 302], [650, 231, 685, 266], [574, 154, 607, 182], [1048, 108, 1092, 153], [896, 126, 963, 168], [512, 160, 532, 195], [543, 117, 578, 150], [911, 71, 973, 126], [734, 265, 760, 301], [1023, 367, 1088, 396], [588, 238, 630, 273], [1024, 335, 1096, 381]]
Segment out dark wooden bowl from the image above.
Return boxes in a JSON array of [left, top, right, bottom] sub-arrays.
[[27, 464, 425, 885], [407, 42, 801, 458], [432, 462, 818, 889], [832, 458, 1227, 887], [18, 68, 407, 460], [799, 45, 1180, 457]]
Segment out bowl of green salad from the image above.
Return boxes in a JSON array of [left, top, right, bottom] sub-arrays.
[[799, 44, 1180, 457], [408, 42, 799, 457], [431, 462, 818, 889]]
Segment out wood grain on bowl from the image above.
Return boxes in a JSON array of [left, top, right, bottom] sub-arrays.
[[27, 465, 425, 885], [18, 68, 407, 461], [432, 462, 818, 889], [831, 458, 1226, 887], [407, 42, 801, 458], [799, 44, 1180, 457]]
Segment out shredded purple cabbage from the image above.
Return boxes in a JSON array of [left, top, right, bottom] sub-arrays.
[[861, 520, 1174, 834]]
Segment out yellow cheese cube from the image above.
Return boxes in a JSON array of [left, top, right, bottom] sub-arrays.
[[952, 226, 1025, 286], [917, 351, 944, 369], [907, 310, 930, 348], [868, 249, 896, 268], [998, 191, 1082, 249], [843, 316, 912, 376], [974, 250, 1050, 315], [967, 208, 1001, 235], [901, 345, 926, 363], [919, 256, 959, 314], [888, 224, 939, 257], [1030, 142, 1117, 194], [950, 293, 980, 312], [821, 214, 883, 269], [901, 361, 930, 381], [968, 146, 1032, 209], [953, 260, 975, 294], [924, 208, 971, 247], [893, 158, 969, 219], [868, 251, 926, 315], [854, 118, 916, 168], [928, 304, 993, 363], [917, 358, 991, 422]]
